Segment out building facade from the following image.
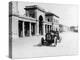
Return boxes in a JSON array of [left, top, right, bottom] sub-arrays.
[[9, 1, 60, 39]]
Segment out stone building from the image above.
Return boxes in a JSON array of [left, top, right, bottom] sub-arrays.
[[53, 15, 60, 31], [9, 1, 60, 39]]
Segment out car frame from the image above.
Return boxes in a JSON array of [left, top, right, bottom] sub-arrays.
[[41, 30, 61, 46]]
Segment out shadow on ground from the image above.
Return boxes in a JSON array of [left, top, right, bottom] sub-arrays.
[[33, 43, 56, 47]]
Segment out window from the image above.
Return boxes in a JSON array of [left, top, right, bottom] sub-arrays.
[[47, 16, 52, 22], [18, 21, 23, 37], [48, 25, 49, 33], [25, 10, 35, 18], [48, 18, 49, 22], [50, 25, 52, 31], [29, 10, 35, 18]]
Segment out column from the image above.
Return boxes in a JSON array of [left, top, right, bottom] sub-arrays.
[[34, 23, 36, 35], [36, 21, 39, 35], [23, 21, 25, 37], [29, 22, 31, 36], [26, 11, 29, 17], [43, 23, 45, 35]]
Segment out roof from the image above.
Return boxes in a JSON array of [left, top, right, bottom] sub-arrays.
[[24, 5, 46, 12], [45, 12, 54, 16], [45, 12, 59, 18], [24, 5, 60, 18]]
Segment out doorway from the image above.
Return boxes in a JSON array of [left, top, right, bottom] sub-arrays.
[[39, 15, 43, 35], [18, 20, 23, 37]]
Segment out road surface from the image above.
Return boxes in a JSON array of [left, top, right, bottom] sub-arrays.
[[12, 31, 78, 58]]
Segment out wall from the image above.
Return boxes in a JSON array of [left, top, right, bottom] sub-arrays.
[[12, 16, 19, 39], [53, 16, 59, 31]]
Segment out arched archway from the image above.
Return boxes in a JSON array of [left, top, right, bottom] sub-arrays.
[[39, 15, 43, 35]]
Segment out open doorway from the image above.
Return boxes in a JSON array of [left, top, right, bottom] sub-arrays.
[[39, 15, 43, 35], [18, 20, 23, 37], [24, 22, 30, 36], [31, 23, 35, 36]]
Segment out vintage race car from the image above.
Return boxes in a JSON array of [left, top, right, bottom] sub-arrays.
[[41, 30, 61, 46]]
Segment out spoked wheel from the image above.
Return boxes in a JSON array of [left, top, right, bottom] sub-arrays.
[[41, 37, 50, 46]]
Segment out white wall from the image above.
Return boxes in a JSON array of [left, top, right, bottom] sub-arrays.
[[12, 16, 19, 39]]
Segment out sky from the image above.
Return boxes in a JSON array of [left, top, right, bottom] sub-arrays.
[[18, 2, 78, 27]]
